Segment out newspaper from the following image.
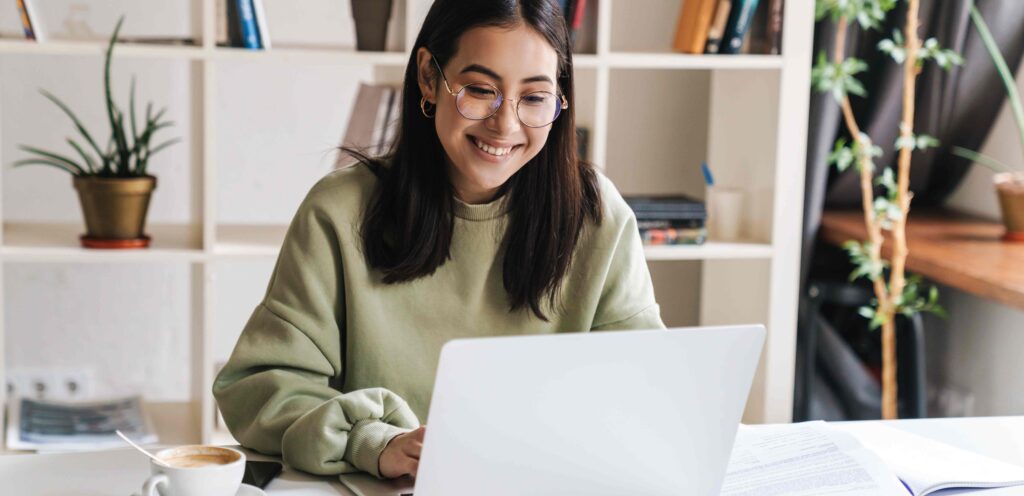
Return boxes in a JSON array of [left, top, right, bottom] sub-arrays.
[[5, 395, 157, 452]]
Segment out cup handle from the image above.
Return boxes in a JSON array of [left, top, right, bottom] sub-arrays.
[[142, 473, 169, 496]]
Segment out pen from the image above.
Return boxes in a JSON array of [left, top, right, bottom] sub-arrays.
[[701, 161, 715, 186]]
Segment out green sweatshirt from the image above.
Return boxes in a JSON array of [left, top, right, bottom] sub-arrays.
[[213, 163, 664, 478]]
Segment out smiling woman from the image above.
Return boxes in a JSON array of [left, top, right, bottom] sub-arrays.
[[213, 0, 665, 483]]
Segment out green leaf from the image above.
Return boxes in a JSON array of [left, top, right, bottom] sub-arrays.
[[12, 158, 80, 175], [39, 89, 105, 160], [18, 145, 86, 175], [66, 138, 97, 175], [970, 5, 1024, 160]]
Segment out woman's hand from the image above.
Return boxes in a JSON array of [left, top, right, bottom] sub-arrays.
[[379, 426, 426, 479]]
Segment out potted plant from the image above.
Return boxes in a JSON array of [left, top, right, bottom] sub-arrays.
[[13, 17, 179, 249], [951, 4, 1024, 241]]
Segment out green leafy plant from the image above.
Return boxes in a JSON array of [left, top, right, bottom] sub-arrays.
[[950, 4, 1024, 172], [13, 17, 179, 177], [811, 0, 957, 419]]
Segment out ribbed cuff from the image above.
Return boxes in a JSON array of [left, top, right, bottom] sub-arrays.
[[345, 419, 412, 478]]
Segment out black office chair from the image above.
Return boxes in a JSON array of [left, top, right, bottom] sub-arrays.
[[795, 279, 927, 421]]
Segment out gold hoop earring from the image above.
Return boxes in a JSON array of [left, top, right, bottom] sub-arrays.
[[420, 96, 436, 118]]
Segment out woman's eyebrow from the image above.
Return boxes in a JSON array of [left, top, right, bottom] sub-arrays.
[[459, 63, 554, 84]]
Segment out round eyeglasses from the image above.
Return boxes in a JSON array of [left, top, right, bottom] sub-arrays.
[[431, 56, 568, 128]]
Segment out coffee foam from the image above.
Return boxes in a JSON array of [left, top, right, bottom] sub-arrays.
[[159, 445, 240, 468]]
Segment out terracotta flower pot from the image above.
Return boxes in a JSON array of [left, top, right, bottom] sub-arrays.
[[351, 0, 394, 51], [995, 172, 1024, 242], [72, 175, 157, 248]]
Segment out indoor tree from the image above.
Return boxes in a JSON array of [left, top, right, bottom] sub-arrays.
[[811, 0, 958, 419]]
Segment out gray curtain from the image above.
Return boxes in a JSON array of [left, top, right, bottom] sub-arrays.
[[801, 0, 1024, 288], [796, 0, 1024, 419]]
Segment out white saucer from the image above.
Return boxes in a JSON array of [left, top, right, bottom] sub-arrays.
[[132, 483, 266, 496]]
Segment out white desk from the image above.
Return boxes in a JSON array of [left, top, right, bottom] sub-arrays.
[[2, 416, 1022, 495]]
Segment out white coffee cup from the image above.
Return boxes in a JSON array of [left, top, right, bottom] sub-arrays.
[[142, 445, 245, 496]]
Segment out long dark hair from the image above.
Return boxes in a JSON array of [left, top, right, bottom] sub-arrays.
[[350, 0, 602, 320]]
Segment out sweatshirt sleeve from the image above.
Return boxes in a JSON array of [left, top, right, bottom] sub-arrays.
[[591, 209, 666, 331], [212, 183, 419, 477]]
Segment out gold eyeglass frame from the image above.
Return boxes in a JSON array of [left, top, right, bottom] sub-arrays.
[[430, 56, 569, 128]]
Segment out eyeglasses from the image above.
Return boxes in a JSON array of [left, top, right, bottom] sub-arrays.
[[431, 56, 568, 128]]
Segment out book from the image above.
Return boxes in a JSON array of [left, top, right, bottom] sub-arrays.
[[673, 0, 719, 54], [765, 0, 783, 54], [337, 83, 402, 168], [216, 0, 229, 46], [251, 0, 271, 49], [723, 421, 1024, 496], [704, 0, 732, 54], [236, 0, 261, 50], [640, 227, 707, 245], [567, 0, 588, 46], [720, 0, 761, 54], [5, 395, 157, 452], [16, 0, 45, 42]]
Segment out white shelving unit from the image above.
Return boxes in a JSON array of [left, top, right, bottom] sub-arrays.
[[0, 0, 813, 446]]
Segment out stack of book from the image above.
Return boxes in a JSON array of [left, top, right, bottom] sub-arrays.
[[336, 82, 403, 168], [624, 195, 707, 246], [673, 0, 784, 55]]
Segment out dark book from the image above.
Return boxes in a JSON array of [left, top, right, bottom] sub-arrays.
[[704, 0, 732, 54], [720, 0, 760, 54], [637, 218, 706, 230], [766, 0, 783, 55], [226, 0, 242, 47], [237, 0, 261, 49], [625, 195, 707, 213]]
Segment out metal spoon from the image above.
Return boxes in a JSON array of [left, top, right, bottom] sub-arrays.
[[115, 430, 169, 467]]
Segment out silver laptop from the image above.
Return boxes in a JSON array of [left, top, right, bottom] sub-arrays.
[[340, 325, 765, 496]]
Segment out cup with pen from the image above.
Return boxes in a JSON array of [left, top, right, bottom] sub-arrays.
[[702, 161, 743, 242]]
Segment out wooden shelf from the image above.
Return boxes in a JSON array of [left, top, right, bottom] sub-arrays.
[[0, 39, 203, 60], [820, 209, 1024, 310], [1, 223, 202, 263]]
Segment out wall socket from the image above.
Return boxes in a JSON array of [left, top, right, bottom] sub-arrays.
[[6, 367, 95, 401]]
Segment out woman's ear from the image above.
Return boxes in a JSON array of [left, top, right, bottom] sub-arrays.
[[416, 47, 437, 104]]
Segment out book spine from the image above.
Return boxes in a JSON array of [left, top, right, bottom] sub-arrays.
[[674, 0, 719, 54], [766, 0, 783, 55], [704, 0, 732, 54], [637, 219, 705, 230], [19, 0, 44, 42], [216, 0, 229, 46], [721, 0, 760, 54], [236, 0, 260, 50], [227, 0, 242, 47], [640, 227, 707, 246], [252, 0, 271, 49], [16, 0, 35, 40]]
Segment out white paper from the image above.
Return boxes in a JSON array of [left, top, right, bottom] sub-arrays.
[[721, 421, 908, 495], [837, 422, 1024, 496]]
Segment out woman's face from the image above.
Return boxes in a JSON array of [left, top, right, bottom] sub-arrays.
[[417, 23, 561, 204]]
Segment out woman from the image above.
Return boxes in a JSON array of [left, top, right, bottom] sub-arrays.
[[214, 0, 663, 480]]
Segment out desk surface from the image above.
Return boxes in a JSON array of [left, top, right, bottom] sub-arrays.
[[2, 416, 1023, 495], [820, 209, 1024, 310]]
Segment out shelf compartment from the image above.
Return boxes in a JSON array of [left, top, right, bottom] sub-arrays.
[[1, 223, 202, 262]]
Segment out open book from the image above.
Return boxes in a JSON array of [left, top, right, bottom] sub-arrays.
[[723, 421, 1024, 496]]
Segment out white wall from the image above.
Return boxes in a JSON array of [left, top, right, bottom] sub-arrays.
[[927, 61, 1024, 416]]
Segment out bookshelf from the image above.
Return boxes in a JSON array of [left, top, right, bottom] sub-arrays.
[[0, 0, 813, 448]]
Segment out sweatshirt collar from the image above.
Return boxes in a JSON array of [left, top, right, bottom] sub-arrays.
[[452, 193, 511, 221]]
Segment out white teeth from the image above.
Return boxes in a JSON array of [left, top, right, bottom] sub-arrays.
[[472, 137, 513, 156]]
